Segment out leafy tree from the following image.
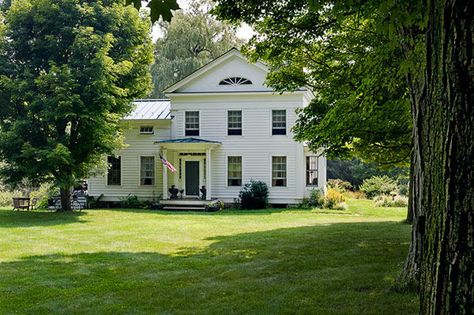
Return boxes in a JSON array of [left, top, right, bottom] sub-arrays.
[[126, 0, 179, 23], [213, 0, 422, 167], [214, 0, 474, 311], [150, 0, 242, 98], [417, 0, 473, 311], [213, 0, 424, 283], [0, 0, 153, 210]]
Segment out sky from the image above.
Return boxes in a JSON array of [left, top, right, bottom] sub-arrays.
[[151, 0, 255, 41]]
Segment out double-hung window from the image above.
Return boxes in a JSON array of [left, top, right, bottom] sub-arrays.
[[185, 111, 200, 136], [107, 156, 121, 186], [306, 156, 318, 186], [227, 156, 242, 186], [140, 156, 155, 186], [272, 156, 287, 186], [228, 110, 242, 135], [272, 110, 286, 135]]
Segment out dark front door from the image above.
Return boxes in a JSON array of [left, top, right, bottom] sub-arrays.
[[185, 161, 200, 196]]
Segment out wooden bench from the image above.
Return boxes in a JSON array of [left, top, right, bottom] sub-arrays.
[[12, 197, 31, 211]]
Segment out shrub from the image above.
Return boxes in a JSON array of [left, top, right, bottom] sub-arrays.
[[327, 179, 353, 192], [299, 189, 324, 209], [120, 194, 143, 209], [0, 183, 53, 208], [360, 176, 398, 199], [30, 183, 56, 208], [237, 180, 269, 209], [206, 200, 225, 212], [324, 188, 347, 210], [374, 194, 409, 207], [0, 190, 15, 207], [397, 176, 410, 196]]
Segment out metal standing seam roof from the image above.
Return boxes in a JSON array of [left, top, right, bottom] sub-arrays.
[[155, 138, 221, 144], [124, 99, 171, 120]]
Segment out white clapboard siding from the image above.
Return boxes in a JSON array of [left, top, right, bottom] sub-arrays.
[[167, 92, 323, 204], [88, 120, 171, 201]]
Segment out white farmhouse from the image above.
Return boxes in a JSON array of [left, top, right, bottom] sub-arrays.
[[87, 49, 326, 207]]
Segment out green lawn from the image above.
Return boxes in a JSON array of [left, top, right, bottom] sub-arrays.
[[0, 199, 418, 314]]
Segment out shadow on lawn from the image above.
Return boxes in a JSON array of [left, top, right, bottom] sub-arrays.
[[0, 221, 417, 314], [0, 210, 86, 228], [99, 207, 348, 216]]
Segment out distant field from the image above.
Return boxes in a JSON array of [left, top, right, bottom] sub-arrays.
[[0, 199, 417, 314]]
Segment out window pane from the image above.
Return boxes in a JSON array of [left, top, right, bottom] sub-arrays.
[[306, 156, 318, 186], [140, 126, 154, 134], [185, 111, 199, 136], [228, 156, 242, 186], [107, 156, 121, 186], [140, 156, 155, 186], [272, 156, 287, 186], [228, 110, 242, 135], [272, 110, 286, 135]]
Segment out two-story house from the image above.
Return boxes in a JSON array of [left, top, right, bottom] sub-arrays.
[[87, 48, 326, 206]]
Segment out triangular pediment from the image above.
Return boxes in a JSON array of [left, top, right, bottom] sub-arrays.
[[164, 48, 272, 94]]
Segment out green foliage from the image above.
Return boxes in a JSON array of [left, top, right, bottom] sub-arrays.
[[205, 200, 225, 212], [324, 188, 347, 210], [374, 195, 409, 208], [86, 194, 105, 209], [120, 194, 143, 209], [328, 158, 409, 188], [299, 189, 324, 209], [327, 179, 352, 192], [0, 0, 153, 209], [151, 1, 241, 98], [360, 176, 398, 199], [237, 180, 269, 209], [213, 0, 426, 166], [126, 0, 179, 23]]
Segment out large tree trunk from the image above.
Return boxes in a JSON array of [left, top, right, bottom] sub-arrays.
[[59, 187, 72, 212], [418, 0, 474, 313]]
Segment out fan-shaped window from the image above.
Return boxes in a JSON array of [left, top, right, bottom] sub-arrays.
[[219, 77, 252, 86]]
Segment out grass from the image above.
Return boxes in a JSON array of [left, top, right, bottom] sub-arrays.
[[0, 199, 417, 314]]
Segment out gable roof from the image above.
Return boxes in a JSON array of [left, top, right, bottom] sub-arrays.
[[124, 99, 171, 120], [163, 48, 269, 94]]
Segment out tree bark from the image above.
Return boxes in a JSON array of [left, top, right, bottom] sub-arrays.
[[59, 187, 72, 211], [418, 0, 474, 313]]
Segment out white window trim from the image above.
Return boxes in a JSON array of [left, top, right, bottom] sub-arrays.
[[226, 155, 243, 187], [139, 156, 156, 187], [270, 155, 288, 188], [139, 126, 154, 135], [106, 155, 122, 186], [306, 156, 319, 187], [184, 110, 201, 137], [270, 109, 288, 136], [226, 110, 243, 136]]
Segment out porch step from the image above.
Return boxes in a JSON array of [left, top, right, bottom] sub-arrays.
[[162, 206, 206, 211]]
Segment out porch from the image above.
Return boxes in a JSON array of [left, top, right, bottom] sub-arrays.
[[156, 138, 221, 201]]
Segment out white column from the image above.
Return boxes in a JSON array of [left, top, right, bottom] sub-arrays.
[[206, 148, 212, 200], [162, 149, 168, 200]]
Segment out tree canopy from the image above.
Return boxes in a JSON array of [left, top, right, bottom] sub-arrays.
[[213, 0, 424, 166], [0, 0, 153, 209], [150, 0, 242, 98]]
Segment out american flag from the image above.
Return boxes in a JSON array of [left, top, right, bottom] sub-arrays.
[[159, 154, 177, 172]]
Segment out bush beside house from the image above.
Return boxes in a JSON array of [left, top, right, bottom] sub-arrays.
[[237, 180, 269, 209]]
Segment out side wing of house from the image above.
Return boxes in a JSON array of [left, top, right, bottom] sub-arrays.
[[87, 100, 172, 201]]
